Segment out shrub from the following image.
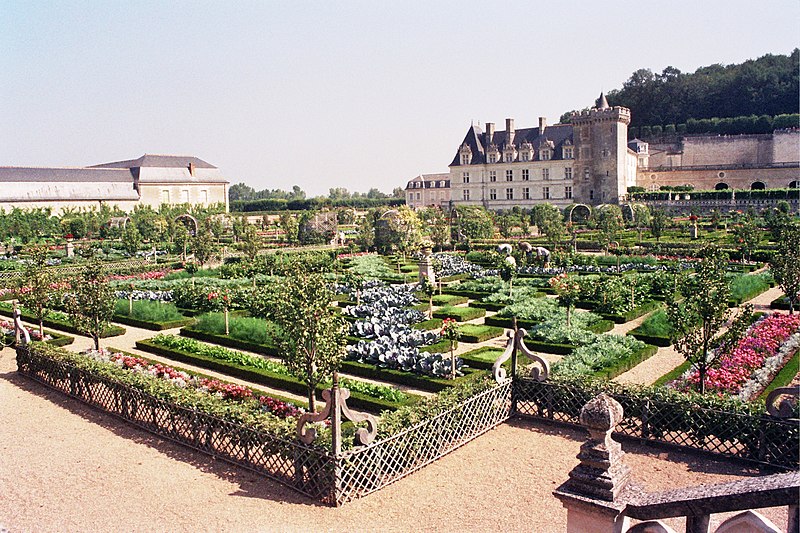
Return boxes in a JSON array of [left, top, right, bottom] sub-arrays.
[[458, 324, 504, 343], [432, 305, 485, 322], [194, 312, 282, 346], [114, 299, 186, 323]]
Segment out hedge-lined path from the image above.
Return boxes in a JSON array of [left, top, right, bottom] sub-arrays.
[[0, 345, 788, 532], [614, 285, 786, 386]]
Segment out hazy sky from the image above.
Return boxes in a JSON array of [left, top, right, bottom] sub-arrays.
[[1, 1, 798, 197]]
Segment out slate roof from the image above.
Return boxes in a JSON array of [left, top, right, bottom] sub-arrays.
[[450, 122, 574, 167], [90, 154, 217, 169], [0, 167, 134, 183], [406, 173, 450, 190]]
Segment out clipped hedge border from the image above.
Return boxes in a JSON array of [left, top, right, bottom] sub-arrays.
[[442, 289, 490, 300], [413, 318, 443, 331], [135, 339, 417, 414], [180, 327, 280, 357], [432, 306, 485, 322], [470, 301, 507, 312], [339, 359, 481, 393], [600, 300, 662, 324], [431, 294, 468, 306], [483, 315, 539, 330], [112, 314, 195, 331], [0, 306, 125, 338], [587, 320, 615, 334], [590, 344, 659, 380], [629, 332, 672, 347], [458, 325, 504, 344], [5, 329, 75, 348], [522, 339, 575, 355], [419, 339, 452, 353], [459, 346, 506, 370], [770, 296, 792, 310]]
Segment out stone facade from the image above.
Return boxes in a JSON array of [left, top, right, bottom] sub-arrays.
[[405, 173, 451, 208], [638, 130, 800, 191], [0, 154, 229, 214], [448, 95, 639, 210]]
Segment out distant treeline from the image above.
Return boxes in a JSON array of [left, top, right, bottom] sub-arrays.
[[230, 197, 405, 213], [561, 49, 799, 129], [629, 113, 799, 139]]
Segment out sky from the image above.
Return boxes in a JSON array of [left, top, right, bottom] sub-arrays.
[[1, 0, 798, 197]]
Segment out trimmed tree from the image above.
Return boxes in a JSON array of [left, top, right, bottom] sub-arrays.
[[16, 246, 57, 338], [771, 224, 800, 314], [269, 266, 347, 412], [666, 245, 752, 394], [650, 209, 669, 242], [64, 260, 116, 350]]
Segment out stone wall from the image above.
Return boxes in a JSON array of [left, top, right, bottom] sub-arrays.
[[637, 165, 798, 191]]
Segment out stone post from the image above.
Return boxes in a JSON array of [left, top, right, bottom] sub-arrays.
[[553, 394, 632, 533], [418, 246, 436, 286]]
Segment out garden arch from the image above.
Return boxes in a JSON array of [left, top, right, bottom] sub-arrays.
[[566, 204, 591, 225], [108, 216, 131, 229], [751, 181, 766, 190], [175, 214, 199, 236], [715, 183, 730, 190]]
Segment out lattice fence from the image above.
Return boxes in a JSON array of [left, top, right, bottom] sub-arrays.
[[0, 258, 159, 287], [514, 377, 799, 470], [16, 346, 338, 504], [334, 379, 513, 505]]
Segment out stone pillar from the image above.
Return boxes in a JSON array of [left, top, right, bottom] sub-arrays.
[[553, 394, 632, 533], [418, 246, 435, 285], [66, 240, 74, 258]]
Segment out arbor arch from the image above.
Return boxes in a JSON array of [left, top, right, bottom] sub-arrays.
[[566, 204, 591, 224], [175, 214, 199, 236]]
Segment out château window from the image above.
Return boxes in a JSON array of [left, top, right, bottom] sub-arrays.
[[589, 189, 594, 200], [521, 152, 529, 162], [522, 169, 529, 181], [506, 188, 513, 200], [416, 192, 421, 200], [539, 150, 551, 161], [488, 154, 497, 163], [460, 154, 469, 165], [506, 170, 513, 182], [565, 186, 572, 199], [200, 190, 208, 204], [161, 189, 170, 203], [523, 187, 530, 200], [462, 172, 470, 184], [463, 189, 470, 201], [565, 168, 573, 180], [584, 168, 590, 181], [505, 152, 515, 163], [543, 186, 550, 199], [563, 147, 573, 159], [489, 188, 497, 200], [489, 171, 497, 182], [542, 168, 550, 180], [181, 189, 189, 203]]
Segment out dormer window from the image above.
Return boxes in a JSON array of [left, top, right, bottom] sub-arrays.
[[563, 146, 574, 159], [486, 144, 499, 164], [504, 152, 515, 163], [459, 143, 473, 165], [488, 153, 497, 164], [521, 152, 529, 162], [539, 149, 552, 161]]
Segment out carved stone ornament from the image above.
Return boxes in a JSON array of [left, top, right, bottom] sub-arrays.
[[492, 328, 549, 383], [565, 393, 631, 502], [765, 386, 799, 419], [13, 307, 30, 345], [296, 384, 378, 450]]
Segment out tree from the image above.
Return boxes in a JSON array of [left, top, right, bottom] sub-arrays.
[[386, 206, 422, 261], [239, 224, 262, 263], [228, 183, 256, 201], [16, 246, 57, 338], [121, 222, 141, 256], [279, 212, 299, 245], [732, 216, 761, 262], [192, 219, 216, 267], [64, 260, 115, 350], [650, 209, 669, 242], [426, 209, 450, 251], [418, 276, 435, 318], [269, 267, 347, 411], [453, 205, 494, 247], [496, 213, 516, 238], [632, 204, 652, 243], [549, 273, 581, 327], [532, 204, 565, 249], [666, 246, 752, 394], [355, 212, 376, 251], [770, 224, 800, 314], [593, 205, 624, 253]]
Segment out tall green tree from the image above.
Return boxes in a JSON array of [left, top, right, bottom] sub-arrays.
[[650, 209, 669, 242], [279, 212, 299, 245], [452, 205, 494, 247], [632, 204, 652, 243], [269, 266, 347, 412], [666, 246, 752, 394], [593, 205, 624, 253], [64, 260, 115, 350], [192, 219, 216, 267], [121, 222, 142, 256], [770, 224, 800, 314], [732, 217, 761, 262], [16, 247, 57, 338], [532, 204, 566, 249]]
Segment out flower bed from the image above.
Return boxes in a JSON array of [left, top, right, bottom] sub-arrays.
[[0, 320, 74, 347], [674, 313, 800, 399], [0, 303, 125, 338], [137, 335, 417, 413]]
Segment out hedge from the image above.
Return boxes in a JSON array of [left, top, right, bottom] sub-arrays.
[[431, 294, 468, 306], [459, 347, 506, 370], [135, 339, 418, 414], [587, 320, 615, 334], [600, 300, 662, 324], [0, 305, 125, 338], [112, 314, 195, 331], [180, 327, 280, 357], [442, 289, 491, 300], [419, 339, 453, 353], [483, 315, 539, 330], [758, 350, 800, 401], [770, 296, 793, 311], [522, 339, 576, 356], [6, 329, 75, 348], [413, 318, 443, 331], [628, 332, 672, 347], [432, 306, 485, 322], [458, 324, 504, 344], [591, 344, 658, 380], [338, 359, 481, 393], [469, 301, 506, 312]]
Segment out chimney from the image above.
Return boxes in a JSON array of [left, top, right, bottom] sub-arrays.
[[539, 116, 547, 135], [506, 118, 515, 145], [189, 162, 196, 177], [485, 122, 495, 145]]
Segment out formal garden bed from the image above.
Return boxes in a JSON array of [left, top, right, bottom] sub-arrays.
[[0, 303, 125, 338], [1, 319, 74, 347], [628, 309, 674, 346], [432, 305, 485, 322], [728, 272, 774, 306], [112, 299, 194, 330], [457, 324, 504, 344]]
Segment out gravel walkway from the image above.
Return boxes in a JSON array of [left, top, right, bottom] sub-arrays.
[[0, 345, 788, 532]]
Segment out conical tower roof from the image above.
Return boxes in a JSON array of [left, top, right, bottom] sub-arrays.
[[595, 92, 610, 110]]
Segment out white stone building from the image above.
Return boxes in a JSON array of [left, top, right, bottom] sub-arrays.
[[404, 173, 451, 208]]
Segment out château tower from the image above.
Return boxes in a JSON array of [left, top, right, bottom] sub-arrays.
[[570, 93, 631, 205]]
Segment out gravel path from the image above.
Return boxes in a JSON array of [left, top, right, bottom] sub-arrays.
[[0, 345, 788, 532]]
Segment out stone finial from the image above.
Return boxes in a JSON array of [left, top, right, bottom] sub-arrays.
[[565, 393, 631, 502]]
